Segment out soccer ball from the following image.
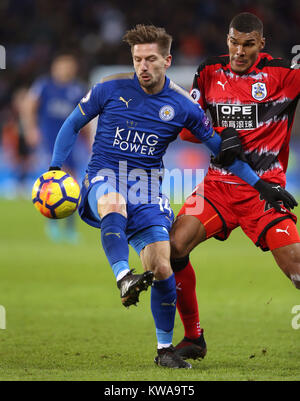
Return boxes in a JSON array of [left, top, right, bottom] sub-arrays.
[[32, 170, 81, 219]]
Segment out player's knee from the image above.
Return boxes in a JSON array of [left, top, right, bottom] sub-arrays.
[[287, 253, 300, 290], [169, 229, 188, 259], [151, 262, 173, 281], [273, 243, 300, 290]]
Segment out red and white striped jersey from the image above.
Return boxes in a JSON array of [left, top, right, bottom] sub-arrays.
[[180, 52, 300, 186]]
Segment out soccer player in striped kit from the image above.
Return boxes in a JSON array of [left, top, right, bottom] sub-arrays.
[[170, 12, 300, 360]]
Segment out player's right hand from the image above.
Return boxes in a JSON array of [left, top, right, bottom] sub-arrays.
[[254, 179, 298, 211], [212, 127, 247, 167]]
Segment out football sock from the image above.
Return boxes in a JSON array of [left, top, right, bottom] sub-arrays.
[[100, 212, 130, 280], [64, 214, 79, 243], [46, 220, 61, 242], [65, 213, 75, 231], [151, 274, 177, 348], [174, 260, 202, 339]]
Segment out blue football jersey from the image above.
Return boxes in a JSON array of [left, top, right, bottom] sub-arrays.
[[77, 72, 214, 235], [78, 72, 213, 179], [31, 76, 86, 151]]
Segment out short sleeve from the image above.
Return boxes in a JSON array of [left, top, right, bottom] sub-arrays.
[[189, 62, 208, 111]]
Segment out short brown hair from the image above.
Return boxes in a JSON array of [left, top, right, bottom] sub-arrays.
[[123, 24, 172, 57]]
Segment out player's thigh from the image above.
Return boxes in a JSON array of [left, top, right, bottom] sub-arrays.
[[170, 192, 225, 258], [170, 215, 207, 259], [98, 192, 127, 218], [266, 221, 300, 288], [88, 182, 127, 219], [140, 240, 172, 280]]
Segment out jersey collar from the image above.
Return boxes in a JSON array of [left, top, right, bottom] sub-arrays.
[[227, 52, 273, 76], [134, 73, 170, 96]]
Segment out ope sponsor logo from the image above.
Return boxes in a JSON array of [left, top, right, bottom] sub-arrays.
[[0, 45, 6, 69], [216, 103, 258, 130], [0, 305, 6, 329], [291, 305, 300, 330]]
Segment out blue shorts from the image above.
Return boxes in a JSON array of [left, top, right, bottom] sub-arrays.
[[78, 179, 174, 243], [129, 225, 170, 255]]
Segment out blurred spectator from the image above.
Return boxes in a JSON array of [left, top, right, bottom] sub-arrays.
[[1, 87, 33, 195], [21, 53, 88, 243]]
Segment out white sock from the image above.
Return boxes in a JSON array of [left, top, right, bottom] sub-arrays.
[[116, 269, 130, 282], [157, 342, 172, 349]]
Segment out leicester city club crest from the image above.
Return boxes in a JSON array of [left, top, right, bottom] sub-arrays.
[[251, 82, 267, 101], [159, 105, 175, 121]]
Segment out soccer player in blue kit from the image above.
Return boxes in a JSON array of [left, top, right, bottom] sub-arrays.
[[23, 54, 87, 242], [48, 25, 294, 369]]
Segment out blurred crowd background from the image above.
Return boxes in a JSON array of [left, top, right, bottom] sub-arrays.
[[0, 0, 299, 198], [1, 0, 300, 105]]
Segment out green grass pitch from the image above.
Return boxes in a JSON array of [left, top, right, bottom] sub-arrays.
[[0, 198, 299, 381]]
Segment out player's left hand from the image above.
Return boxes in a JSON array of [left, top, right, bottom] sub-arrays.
[[254, 179, 298, 211], [212, 127, 246, 167]]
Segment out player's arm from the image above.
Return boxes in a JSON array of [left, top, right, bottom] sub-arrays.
[[203, 130, 297, 210], [21, 88, 41, 148], [188, 107, 298, 211], [202, 129, 258, 184], [49, 106, 92, 169]]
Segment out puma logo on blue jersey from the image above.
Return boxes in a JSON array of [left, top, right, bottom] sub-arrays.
[[119, 96, 132, 108]]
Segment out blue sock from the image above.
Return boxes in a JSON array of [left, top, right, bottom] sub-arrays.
[[100, 213, 130, 280], [151, 274, 177, 347]]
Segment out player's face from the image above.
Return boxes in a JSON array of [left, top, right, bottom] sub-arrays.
[[227, 28, 265, 74], [132, 43, 172, 94], [51, 56, 78, 83]]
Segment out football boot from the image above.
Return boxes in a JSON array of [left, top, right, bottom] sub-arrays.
[[154, 345, 192, 369], [117, 269, 154, 308]]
